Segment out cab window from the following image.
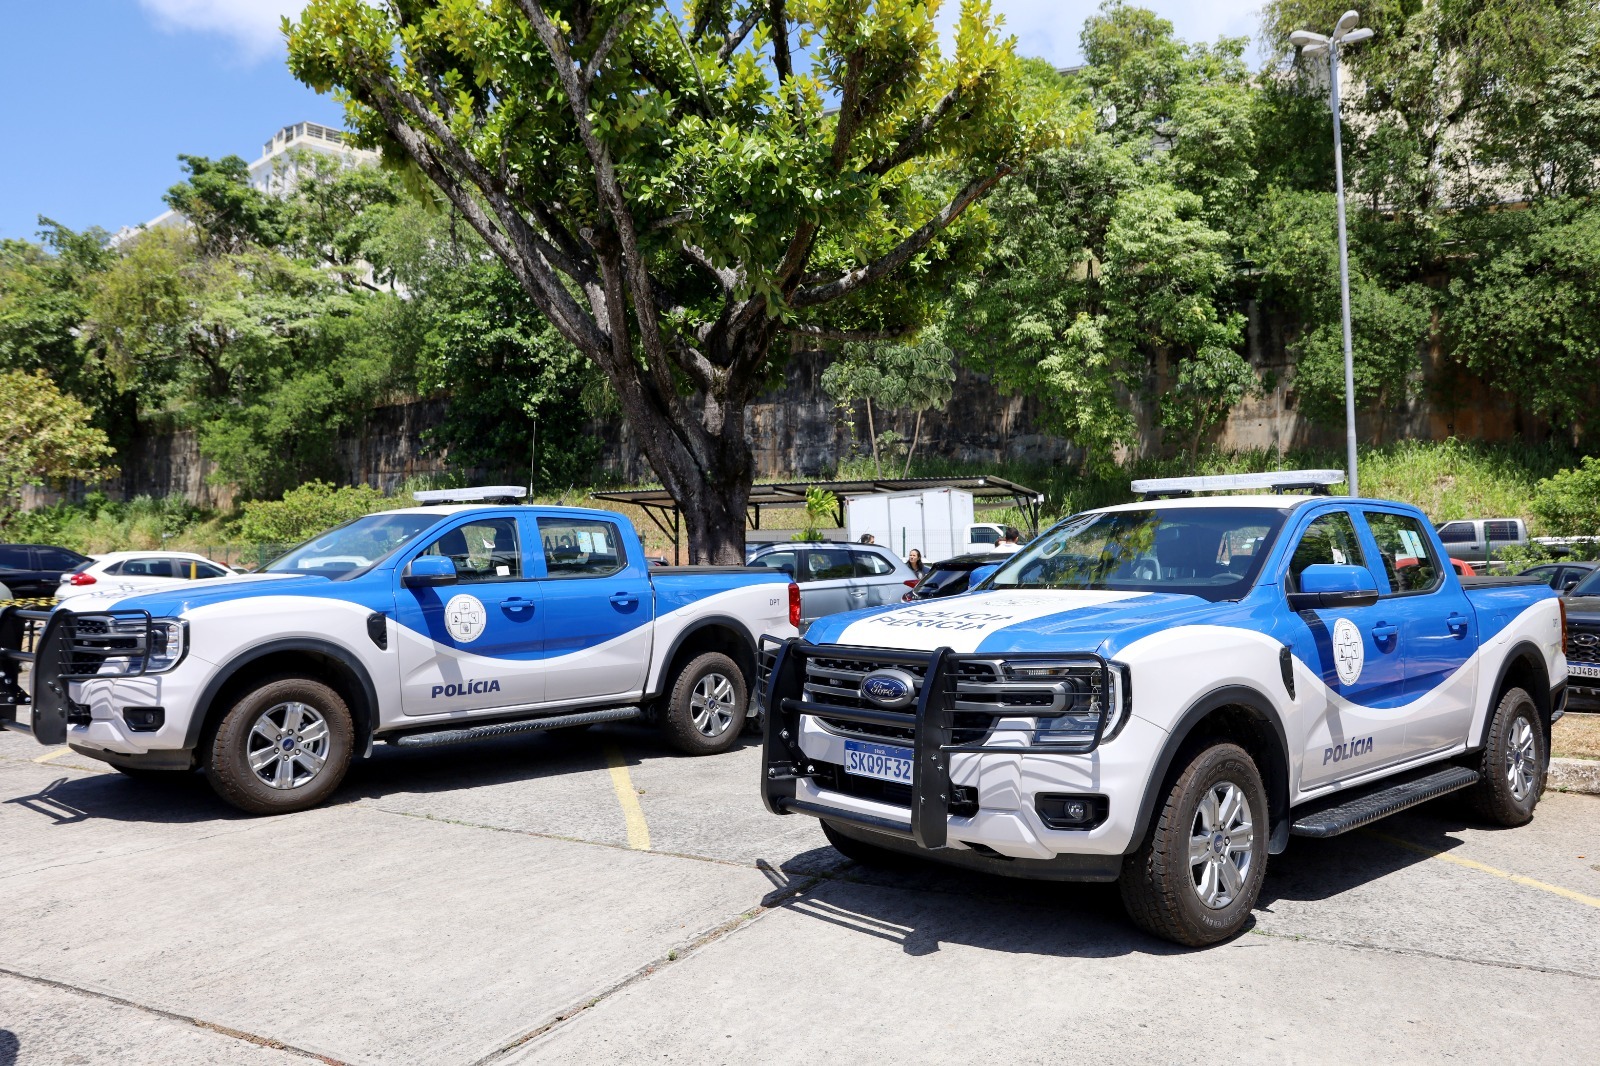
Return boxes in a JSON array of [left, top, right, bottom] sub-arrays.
[[1286, 511, 1367, 593], [805, 548, 855, 582], [1436, 521, 1475, 544], [538, 517, 625, 578], [1364, 511, 1444, 595], [420, 518, 523, 583]]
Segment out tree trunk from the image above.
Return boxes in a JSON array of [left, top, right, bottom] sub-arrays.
[[901, 408, 923, 478], [865, 397, 881, 478]]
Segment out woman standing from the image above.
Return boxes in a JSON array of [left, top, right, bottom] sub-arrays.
[[905, 549, 927, 579]]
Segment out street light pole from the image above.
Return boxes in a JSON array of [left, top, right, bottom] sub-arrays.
[[1290, 12, 1372, 498]]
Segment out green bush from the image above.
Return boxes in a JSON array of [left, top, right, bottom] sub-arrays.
[[1531, 458, 1600, 538], [236, 481, 396, 544]]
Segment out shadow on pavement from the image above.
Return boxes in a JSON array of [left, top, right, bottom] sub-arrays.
[[1257, 796, 1486, 908], [0, 1029, 17, 1066], [756, 851, 1173, 960], [0, 722, 753, 826]]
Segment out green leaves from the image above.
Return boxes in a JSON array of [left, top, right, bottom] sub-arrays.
[[0, 369, 118, 518]]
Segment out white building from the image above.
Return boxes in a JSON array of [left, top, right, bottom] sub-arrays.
[[116, 121, 379, 241]]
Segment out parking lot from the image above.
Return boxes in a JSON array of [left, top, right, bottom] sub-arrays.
[[3, 723, 1598, 1066]]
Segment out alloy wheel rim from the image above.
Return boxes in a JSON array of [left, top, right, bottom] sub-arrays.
[[246, 701, 330, 790], [1505, 714, 1537, 801], [690, 673, 737, 737], [1189, 780, 1255, 910]]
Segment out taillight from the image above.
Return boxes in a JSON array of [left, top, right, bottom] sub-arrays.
[[903, 579, 919, 587], [1560, 597, 1568, 649], [788, 582, 801, 629], [68, 572, 97, 586]]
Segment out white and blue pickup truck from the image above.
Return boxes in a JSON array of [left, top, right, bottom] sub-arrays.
[[1, 488, 798, 814], [760, 472, 1568, 946]]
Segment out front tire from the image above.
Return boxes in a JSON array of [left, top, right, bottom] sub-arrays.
[[1467, 686, 1545, 826], [660, 652, 748, 755], [204, 678, 353, 815], [1120, 741, 1268, 947]]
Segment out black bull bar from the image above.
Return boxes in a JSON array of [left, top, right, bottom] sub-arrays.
[[758, 638, 1114, 850], [1, 605, 162, 745]]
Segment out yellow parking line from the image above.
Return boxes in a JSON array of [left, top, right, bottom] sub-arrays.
[[605, 746, 651, 851], [1370, 831, 1600, 910], [32, 747, 72, 764]]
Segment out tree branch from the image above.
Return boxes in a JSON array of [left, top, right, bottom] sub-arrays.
[[780, 323, 916, 342], [793, 167, 1010, 308], [584, 8, 638, 89], [865, 85, 963, 177], [717, 7, 764, 63]]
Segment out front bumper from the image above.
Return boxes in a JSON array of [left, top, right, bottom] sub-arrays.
[[0, 605, 203, 757], [760, 639, 1161, 879]]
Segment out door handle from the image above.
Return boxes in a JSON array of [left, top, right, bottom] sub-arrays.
[[501, 596, 535, 612], [1447, 613, 1469, 636], [610, 592, 638, 606], [1371, 622, 1399, 641]]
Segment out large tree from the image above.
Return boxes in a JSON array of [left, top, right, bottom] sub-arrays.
[[287, 0, 1067, 562]]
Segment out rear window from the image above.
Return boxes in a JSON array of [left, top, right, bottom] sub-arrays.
[[852, 550, 896, 576], [1484, 520, 1521, 543], [916, 566, 973, 597]]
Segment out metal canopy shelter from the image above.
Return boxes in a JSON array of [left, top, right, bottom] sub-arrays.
[[592, 475, 1045, 564]]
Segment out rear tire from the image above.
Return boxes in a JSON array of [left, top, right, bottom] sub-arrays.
[[660, 652, 747, 756], [204, 678, 353, 815], [1120, 741, 1268, 947], [1467, 686, 1545, 826]]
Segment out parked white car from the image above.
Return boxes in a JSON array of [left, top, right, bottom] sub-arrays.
[[57, 551, 236, 601]]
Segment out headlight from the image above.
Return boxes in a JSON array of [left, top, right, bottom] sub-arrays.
[[78, 616, 188, 676], [953, 658, 1131, 750]]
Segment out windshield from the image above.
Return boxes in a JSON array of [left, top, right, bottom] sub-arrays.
[[264, 512, 442, 578], [981, 507, 1287, 602], [1571, 568, 1600, 598]]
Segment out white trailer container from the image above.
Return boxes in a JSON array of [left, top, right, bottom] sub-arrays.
[[845, 488, 977, 561]]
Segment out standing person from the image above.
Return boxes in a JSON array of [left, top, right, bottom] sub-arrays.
[[859, 533, 876, 545], [906, 549, 926, 578]]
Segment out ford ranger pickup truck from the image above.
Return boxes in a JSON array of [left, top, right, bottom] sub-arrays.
[[760, 472, 1566, 946], [2, 488, 798, 814]]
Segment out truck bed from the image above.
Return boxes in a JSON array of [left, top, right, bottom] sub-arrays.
[[1460, 575, 1546, 589]]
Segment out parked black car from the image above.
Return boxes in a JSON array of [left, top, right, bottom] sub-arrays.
[[902, 552, 1013, 601], [1519, 561, 1597, 593], [0, 544, 93, 600], [1563, 567, 1600, 712]]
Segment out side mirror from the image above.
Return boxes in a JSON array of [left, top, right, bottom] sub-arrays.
[[968, 563, 1003, 589], [403, 555, 458, 588], [1289, 564, 1379, 611]]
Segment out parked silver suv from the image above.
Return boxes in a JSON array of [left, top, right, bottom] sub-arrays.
[[747, 542, 917, 629]]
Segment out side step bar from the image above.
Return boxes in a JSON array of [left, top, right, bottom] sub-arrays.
[[389, 705, 643, 749], [1290, 764, 1481, 839]]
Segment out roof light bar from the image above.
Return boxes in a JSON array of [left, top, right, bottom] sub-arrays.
[[412, 485, 530, 504], [1130, 470, 1346, 500]]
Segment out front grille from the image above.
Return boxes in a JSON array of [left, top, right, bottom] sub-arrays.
[[1566, 630, 1600, 663], [802, 654, 991, 744]]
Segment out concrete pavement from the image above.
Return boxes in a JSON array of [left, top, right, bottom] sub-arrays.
[[2, 725, 1597, 1065]]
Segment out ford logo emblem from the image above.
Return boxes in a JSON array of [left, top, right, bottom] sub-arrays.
[[860, 668, 917, 709]]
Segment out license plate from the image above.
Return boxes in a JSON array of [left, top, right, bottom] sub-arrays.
[[842, 740, 914, 784], [1570, 663, 1600, 679]]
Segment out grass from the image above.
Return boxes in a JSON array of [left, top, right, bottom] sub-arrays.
[[1553, 714, 1600, 761]]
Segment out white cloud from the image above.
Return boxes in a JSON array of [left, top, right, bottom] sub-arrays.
[[138, 0, 304, 59], [943, 1, 1266, 66]]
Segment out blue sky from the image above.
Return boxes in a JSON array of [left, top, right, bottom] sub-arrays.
[[0, 1, 1263, 243]]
